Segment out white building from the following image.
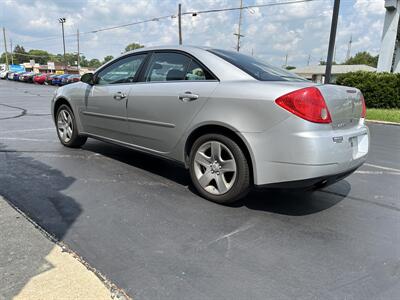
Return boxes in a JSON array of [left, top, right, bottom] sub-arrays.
[[292, 65, 377, 83]]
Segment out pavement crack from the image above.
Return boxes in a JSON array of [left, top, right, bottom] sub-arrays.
[[0, 103, 27, 120]]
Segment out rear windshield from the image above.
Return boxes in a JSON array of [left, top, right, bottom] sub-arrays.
[[208, 49, 307, 82]]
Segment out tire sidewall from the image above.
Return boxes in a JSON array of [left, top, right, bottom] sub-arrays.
[[56, 104, 80, 147], [189, 134, 250, 204]]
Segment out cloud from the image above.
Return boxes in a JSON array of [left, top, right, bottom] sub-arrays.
[[0, 0, 385, 66]]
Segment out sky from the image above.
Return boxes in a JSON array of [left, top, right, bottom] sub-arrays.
[[0, 0, 385, 67]]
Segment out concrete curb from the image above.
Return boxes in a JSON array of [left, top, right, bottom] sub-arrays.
[[366, 119, 400, 126]]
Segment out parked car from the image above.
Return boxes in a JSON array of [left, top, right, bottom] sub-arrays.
[[51, 46, 369, 204], [60, 74, 74, 85], [19, 72, 36, 83], [0, 70, 9, 79], [7, 72, 15, 80], [13, 71, 25, 81], [45, 74, 58, 85], [52, 74, 70, 86], [33, 73, 46, 84], [66, 74, 81, 84]]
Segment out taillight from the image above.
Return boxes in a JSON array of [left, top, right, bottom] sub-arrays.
[[360, 93, 366, 118], [275, 87, 332, 124]]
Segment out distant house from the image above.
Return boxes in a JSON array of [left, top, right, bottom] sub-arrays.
[[292, 64, 377, 83]]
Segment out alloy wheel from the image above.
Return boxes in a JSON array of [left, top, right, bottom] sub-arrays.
[[57, 109, 73, 143], [193, 141, 237, 195]]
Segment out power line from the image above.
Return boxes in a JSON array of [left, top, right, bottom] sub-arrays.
[[15, 0, 319, 46], [182, 0, 317, 16]]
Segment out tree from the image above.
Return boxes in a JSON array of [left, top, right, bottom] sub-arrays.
[[124, 43, 144, 53], [27, 49, 51, 65], [344, 51, 378, 68], [13, 45, 27, 64], [88, 58, 101, 68], [285, 65, 296, 70], [0, 52, 8, 64], [79, 55, 89, 67], [103, 55, 114, 64]]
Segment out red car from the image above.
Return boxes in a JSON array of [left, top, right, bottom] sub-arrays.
[[34, 73, 52, 85]]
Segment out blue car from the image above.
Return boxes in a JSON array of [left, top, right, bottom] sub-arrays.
[[13, 71, 25, 81], [52, 74, 70, 86]]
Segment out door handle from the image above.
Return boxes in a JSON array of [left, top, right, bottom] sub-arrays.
[[179, 92, 199, 102], [113, 92, 126, 100]]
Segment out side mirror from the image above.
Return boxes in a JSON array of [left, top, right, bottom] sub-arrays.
[[81, 73, 94, 85]]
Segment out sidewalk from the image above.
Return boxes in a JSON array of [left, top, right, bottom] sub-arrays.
[[0, 196, 112, 300]]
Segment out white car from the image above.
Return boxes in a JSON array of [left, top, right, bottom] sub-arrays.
[[0, 70, 9, 79]]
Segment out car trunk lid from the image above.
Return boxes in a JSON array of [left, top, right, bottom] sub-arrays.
[[317, 84, 363, 129]]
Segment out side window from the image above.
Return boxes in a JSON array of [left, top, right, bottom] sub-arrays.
[[185, 60, 214, 81], [96, 54, 146, 85], [145, 52, 191, 82]]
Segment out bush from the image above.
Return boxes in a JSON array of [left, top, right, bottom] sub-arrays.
[[336, 71, 400, 108]]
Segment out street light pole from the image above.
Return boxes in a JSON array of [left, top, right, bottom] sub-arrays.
[[324, 0, 340, 84], [178, 3, 182, 45], [10, 38, 13, 65], [2, 27, 9, 70], [58, 18, 67, 73], [234, 0, 244, 52], [77, 28, 80, 72]]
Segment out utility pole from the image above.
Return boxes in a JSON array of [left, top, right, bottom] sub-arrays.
[[234, 0, 244, 52], [284, 53, 288, 67], [324, 0, 340, 84], [307, 54, 311, 66], [10, 38, 13, 65], [2, 27, 9, 70], [77, 28, 80, 72], [346, 35, 352, 61], [58, 17, 67, 73], [178, 3, 182, 45]]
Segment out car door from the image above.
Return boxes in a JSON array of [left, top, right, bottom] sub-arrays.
[[127, 51, 219, 153], [80, 53, 147, 142]]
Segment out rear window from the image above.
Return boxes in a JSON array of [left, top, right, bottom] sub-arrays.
[[208, 49, 307, 82]]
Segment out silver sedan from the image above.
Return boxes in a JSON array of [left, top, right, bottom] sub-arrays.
[[51, 46, 369, 204]]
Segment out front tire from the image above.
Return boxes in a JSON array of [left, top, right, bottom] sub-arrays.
[[189, 134, 250, 204], [56, 104, 87, 148]]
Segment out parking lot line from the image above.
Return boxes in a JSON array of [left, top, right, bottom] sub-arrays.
[[364, 163, 400, 173]]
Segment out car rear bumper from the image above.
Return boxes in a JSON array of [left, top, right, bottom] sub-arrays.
[[242, 117, 369, 186]]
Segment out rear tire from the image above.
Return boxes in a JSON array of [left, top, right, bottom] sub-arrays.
[[189, 134, 250, 204], [56, 104, 87, 148]]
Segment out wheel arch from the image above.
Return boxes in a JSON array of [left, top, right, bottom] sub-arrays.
[[53, 96, 84, 134], [53, 97, 72, 120], [184, 124, 256, 184]]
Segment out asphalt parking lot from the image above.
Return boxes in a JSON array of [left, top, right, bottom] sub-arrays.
[[1, 79, 399, 300]]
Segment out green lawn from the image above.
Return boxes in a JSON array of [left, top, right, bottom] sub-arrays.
[[366, 108, 400, 123]]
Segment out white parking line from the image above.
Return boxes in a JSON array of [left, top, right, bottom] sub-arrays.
[[364, 163, 400, 173], [356, 170, 400, 176]]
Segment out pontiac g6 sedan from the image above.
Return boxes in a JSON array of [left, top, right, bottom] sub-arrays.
[[51, 46, 369, 204]]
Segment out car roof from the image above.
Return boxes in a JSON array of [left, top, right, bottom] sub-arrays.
[[124, 45, 207, 55]]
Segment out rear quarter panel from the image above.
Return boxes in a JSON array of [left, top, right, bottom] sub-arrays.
[[188, 81, 316, 133]]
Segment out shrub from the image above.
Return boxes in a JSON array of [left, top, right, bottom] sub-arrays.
[[335, 71, 400, 108]]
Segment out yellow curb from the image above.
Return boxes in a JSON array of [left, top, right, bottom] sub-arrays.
[[14, 245, 112, 300]]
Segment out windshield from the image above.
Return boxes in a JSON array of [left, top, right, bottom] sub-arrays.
[[208, 49, 307, 82]]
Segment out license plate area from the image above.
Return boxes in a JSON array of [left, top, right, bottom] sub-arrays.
[[349, 133, 368, 159]]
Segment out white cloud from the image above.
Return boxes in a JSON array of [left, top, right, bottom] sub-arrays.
[[0, 0, 386, 67]]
